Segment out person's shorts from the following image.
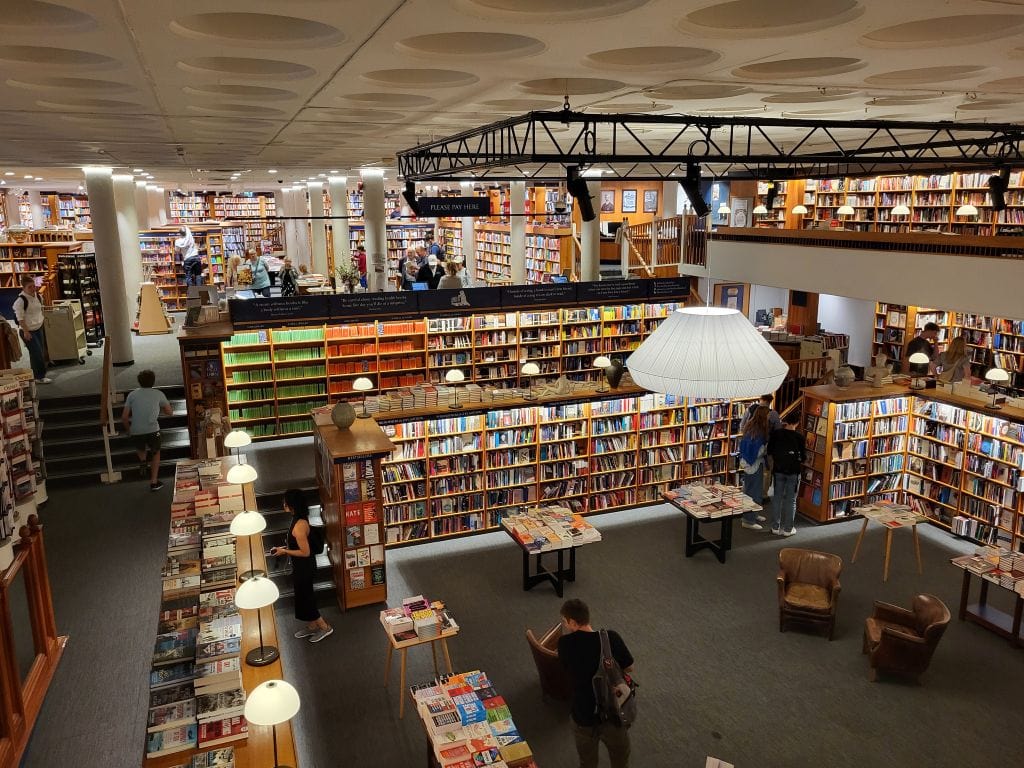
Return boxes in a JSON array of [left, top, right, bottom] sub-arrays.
[[133, 431, 162, 454]]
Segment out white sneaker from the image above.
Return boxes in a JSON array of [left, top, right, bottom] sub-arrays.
[[756, 515, 767, 523], [783, 528, 797, 537], [36, 377, 52, 384], [741, 521, 763, 531], [770, 527, 781, 535]]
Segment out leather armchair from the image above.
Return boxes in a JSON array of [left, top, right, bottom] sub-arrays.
[[777, 548, 843, 640], [526, 623, 571, 701], [863, 594, 950, 683]]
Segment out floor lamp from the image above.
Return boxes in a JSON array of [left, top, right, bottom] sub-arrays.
[[521, 362, 540, 400], [593, 355, 611, 392], [446, 368, 465, 409], [235, 574, 280, 666], [353, 376, 373, 418], [244, 679, 300, 768], [230, 509, 267, 581]]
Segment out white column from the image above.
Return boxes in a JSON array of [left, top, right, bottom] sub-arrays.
[[307, 181, 328, 276], [460, 181, 476, 285], [509, 181, 526, 284], [329, 176, 350, 277], [661, 180, 679, 219], [27, 190, 45, 228], [145, 186, 162, 227], [283, 187, 311, 268], [361, 169, 386, 292], [113, 174, 144, 312], [157, 188, 169, 225], [84, 167, 133, 365], [580, 181, 601, 281], [2, 191, 18, 228], [134, 181, 150, 228]]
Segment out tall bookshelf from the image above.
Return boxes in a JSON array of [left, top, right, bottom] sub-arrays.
[[57, 252, 103, 346], [0, 244, 48, 288], [139, 226, 226, 310], [474, 222, 572, 283], [213, 194, 279, 252], [437, 223, 463, 261], [168, 194, 210, 224]]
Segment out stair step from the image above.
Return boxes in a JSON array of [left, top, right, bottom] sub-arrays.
[[44, 428, 191, 458]]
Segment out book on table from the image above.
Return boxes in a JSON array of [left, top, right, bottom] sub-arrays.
[[147, 698, 197, 733], [197, 688, 245, 722], [197, 715, 248, 748], [145, 722, 198, 757]]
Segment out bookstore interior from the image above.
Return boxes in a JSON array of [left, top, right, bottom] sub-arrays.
[[5, 2, 1024, 767]]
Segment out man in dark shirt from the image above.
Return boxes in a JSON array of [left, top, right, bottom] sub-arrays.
[[904, 322, 940, 374], [557, 599, 634, 768], [767, 410, 805, 536]]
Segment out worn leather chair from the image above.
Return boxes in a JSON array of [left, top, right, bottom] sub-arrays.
[[526, 623, 571, 701], [777, 548, 843, 640], [863, 594, 950, 683]]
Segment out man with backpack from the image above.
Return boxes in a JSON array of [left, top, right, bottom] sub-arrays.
[[13, 274, 51, 384], [558, 598, 635, 768]]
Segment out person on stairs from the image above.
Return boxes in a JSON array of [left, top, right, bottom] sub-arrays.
[[767, 410, 805, 536], [13, 274, 50, 384], [121, 369, 173, 491], [738, 404, 771, 530]]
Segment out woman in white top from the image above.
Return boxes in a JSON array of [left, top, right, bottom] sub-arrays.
[[437, 259, 463, 290], [936, 335, 972, 384]]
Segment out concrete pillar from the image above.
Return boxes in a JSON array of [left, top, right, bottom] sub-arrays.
[[282, 187, 311, 268], [156, 188, 168, 225], [134, 181, 150, 228], [2, 191, 18, 229], [145, 186, 161, 227], [361, 169, 386, 292], [84, 167, 133, 365], [307, 181, 328, 276], [580, 180, 601, 281], [510, 181, 526, 284], [329, 176, 350, 278], [661, 180, 680, 219], [27, 190, 45, 228], [460, 181, 476, 286], [113, 174, 144, 312]]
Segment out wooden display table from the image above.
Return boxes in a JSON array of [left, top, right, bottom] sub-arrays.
[[380, 602, 458, 718], [501, 507, 601, 597], [951, 552, 1024, 647], [851, 502, 925, 582], [662, 484, 763, 564]]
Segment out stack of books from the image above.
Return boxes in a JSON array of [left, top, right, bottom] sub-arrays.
[[502, 505, 602, 552], [953, 548, 1024, 594], [381, 596, 458, 642], [664, 482, 763, 519], [166, 746, 236, 767]]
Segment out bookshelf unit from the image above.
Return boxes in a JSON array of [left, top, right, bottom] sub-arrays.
[[57, 252, 103, 346], [168, 194, 210, 224], [0, 243, 49, 288], [437, 223, 463, 261], [474, 222, 572, 283], [213, 193, 279, 251], [139, 226, 228, 310]]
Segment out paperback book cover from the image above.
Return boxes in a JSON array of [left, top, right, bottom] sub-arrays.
[[196, 688, 245, 722], [147, 698, 197, 732], [146, 723, 198, 757], [198, 715, 248, 748], [196, 636, 242, 663], [149, 681, 195, 709], [150, 661, 197, 690]]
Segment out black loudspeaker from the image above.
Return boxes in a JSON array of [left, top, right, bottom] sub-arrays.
[[402, 181, 421, 216], [765, 182, 778, 210], [988, 167, 1010, 212], [679, 164, 710, 217], [792, 290, 808, 307], [566, 166, 596, 222]]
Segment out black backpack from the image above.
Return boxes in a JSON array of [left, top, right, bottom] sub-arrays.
[[592, 629, 638, 727]]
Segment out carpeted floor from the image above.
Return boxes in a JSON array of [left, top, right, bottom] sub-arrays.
[[19, 480, 1024, 768]]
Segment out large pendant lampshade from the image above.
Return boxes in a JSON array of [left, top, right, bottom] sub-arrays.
[[626, 307, 789, 399]]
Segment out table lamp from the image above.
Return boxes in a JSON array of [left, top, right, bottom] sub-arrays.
[[593, 355, 611, 392], [226, 461, 258, 486], [445, 368, 465, 409], [244, 679, 300, 768], [352, 376, 373, 418], [907, 352, 930, 390], [521, 362, 540, 400], [224, 429, 251, 458], [234, 575, 280, 667], [984, 367, 1010, 410], [230, 509, 267, 581]]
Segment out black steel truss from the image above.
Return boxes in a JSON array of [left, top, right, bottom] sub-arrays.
[[396, 111, 1024, 182]]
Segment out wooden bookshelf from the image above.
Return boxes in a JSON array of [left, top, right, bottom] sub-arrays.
[[168, 194, 211, 224], [474, 222, 573, 283], [213, 194, 279, 252], [140, 225, 229, 310]]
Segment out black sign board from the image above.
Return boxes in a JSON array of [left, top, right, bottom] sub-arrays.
[[416, 286, 503, 315], [417, 197, 491, 217], [648, 276, 691, 300], [229, 295, 330, 325], [575, 279, 649, 303], [329, 291, 419, 319], [500, 282, 578, 308]]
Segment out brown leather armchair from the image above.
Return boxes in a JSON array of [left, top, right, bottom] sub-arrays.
[[777, 548, 843, 640], [526, 623, 571, 701], [863, 594, 950, 683]]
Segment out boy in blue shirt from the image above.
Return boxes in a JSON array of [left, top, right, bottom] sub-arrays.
[[121, 369, 173, 490]]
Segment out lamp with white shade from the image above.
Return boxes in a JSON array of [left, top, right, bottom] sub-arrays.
[[593, 355, 612, 393], [837, 204, 855, 218], [521, 362, 540, 400], [752, 203, 768, 216], [791, 204, 808, 215], [230, 509, 267, 581], [445, 368, 465, 409], [352, 376, 373, 418], [891, 204, 910, 217], [717, 202, 731, 216], [234, 575, 280, 666], [244, 679, 300, 768], [626, 307, 788, 400], [224, 429, 251, 455], [226, 462, 258, 486], [984, 367, 1010, 410], [955, 203, 979, 218], [907, 352, 931, 390]]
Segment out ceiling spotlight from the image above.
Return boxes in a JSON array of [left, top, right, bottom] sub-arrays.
[[78, 185, 84, 192], [4, 172, 14, 176], [133, 168, 144, 173], [34, 177, 42, 181], [268, 169, 277, 173], [330, 170, 339, 174], [317, 173, 327, 178], [24, 175, 32, 179], [565, 166, 595, 222], [1, 181, 5, 186]]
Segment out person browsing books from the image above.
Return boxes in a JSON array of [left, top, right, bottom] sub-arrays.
[[557, 599, 634, 768], [437, 259, 463, 290], [903, 322, 940, 375], [121, 369, 173, 491], [936, 334, 972, 384], [13, 274, 50, 384], [738, 405, 771, 530], [246, 248, 271, 298], [416, 254, 445, 289], [269, 489, 333, 643], [767, 410, 805, 536], [739, 394, 783, 434]]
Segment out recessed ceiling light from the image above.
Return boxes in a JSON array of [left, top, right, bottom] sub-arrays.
[[3, 172, 13, 176], [267, 169, 277, 173], [133, 168, 144, 173], [78, 185, 84, 192], [330, 170, 339, 174], [318, 173, 327, 178], [34, 177, 42, 181], [24, 175, 32, 179], [1, 181, 5, 186]]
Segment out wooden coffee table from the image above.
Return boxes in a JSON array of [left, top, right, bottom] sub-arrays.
[[851, 503, 925, 582]]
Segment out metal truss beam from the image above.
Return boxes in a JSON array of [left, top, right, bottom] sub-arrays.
[[396, 111, 1024, 182]]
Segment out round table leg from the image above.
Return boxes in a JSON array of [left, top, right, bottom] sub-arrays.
[[912, 524, 923, 574], [883, 529, 893, 583], [384, 643, 393, 687]]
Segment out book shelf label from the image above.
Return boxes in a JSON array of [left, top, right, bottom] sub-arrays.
[[330, 292, 419, 318], [229, 295, 330, 324], [500, 282, 577, 307]]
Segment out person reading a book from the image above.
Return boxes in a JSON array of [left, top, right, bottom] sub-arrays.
[[557, 599, 634, 768], [270, 489, 333, 643], [121, 369, 173, 491]]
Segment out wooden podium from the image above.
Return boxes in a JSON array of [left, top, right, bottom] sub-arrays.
[[135, 282, 172, 335]]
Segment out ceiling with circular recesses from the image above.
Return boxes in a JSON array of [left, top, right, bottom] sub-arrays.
[[177, 57, 316, 80], [0, 2, 97, 30], [169, 13, 344, 48], [864, 65, 990, 85], [517, 78, 626, 95], [0, 45, 117, 68], [680, 0, 862, 37], [585, 46, 720, 71], [860, 15, 1024, 48], [457, 0, 650, 22], [396, 32, 545, 58], [7, 76, 134, 93], [733, 57, 865, 79], [361, 69, 479, 88]]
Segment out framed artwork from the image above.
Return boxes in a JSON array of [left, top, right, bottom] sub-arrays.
[[621, 189, 637, 213], [730, 198, 751, 228], [713, 282, 749, 316], [642, 189, 658, 213], [600, 189, 615, 212]]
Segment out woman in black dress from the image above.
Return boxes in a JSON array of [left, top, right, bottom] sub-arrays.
[[269, 489, 333, 643]]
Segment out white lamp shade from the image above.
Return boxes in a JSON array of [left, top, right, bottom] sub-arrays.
[[626, 307, 789, 400], [791, 204, 808, 215], [837, 205, 855, 216], [223, 430, 252, 449], [717, 203, 731, 215], [593, 355, 612, 369], [908, 352, 931, 365], [234, 574, 279, 610], [229, 509, 266, 537], [891, 204, 910, 216], [352, 377, 373, 392], [226, 463, 258, 485], [956, 203, 979, 217], [521, 362, 540, 376], [244, 680, 300, 726], [752, 204, 768, 215], [985, 367, 1010, 383], [445, 368, 465, 384]]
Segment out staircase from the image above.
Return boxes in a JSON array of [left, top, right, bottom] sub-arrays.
[[41, 385, 191, 486], [255, 487, 334, 602]]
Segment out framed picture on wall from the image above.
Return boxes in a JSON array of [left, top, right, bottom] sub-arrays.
[[600, 189, 615, 212], [643, 189, 658, 213], [713, 282, 750, 316], [621, 189, 637, 213]]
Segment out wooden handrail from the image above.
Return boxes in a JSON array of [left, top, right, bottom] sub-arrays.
[[99, 335, 113, 428], [622, 233, 655, 277]]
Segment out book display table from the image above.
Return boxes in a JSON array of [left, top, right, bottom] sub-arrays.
[[381, 596, 459, 718], [851, 501, 926, 582], [410, 669, 537, 768], [952, 550, 1024, 647], [662, 484, 762, 564], [501, 506, 601, 597]]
